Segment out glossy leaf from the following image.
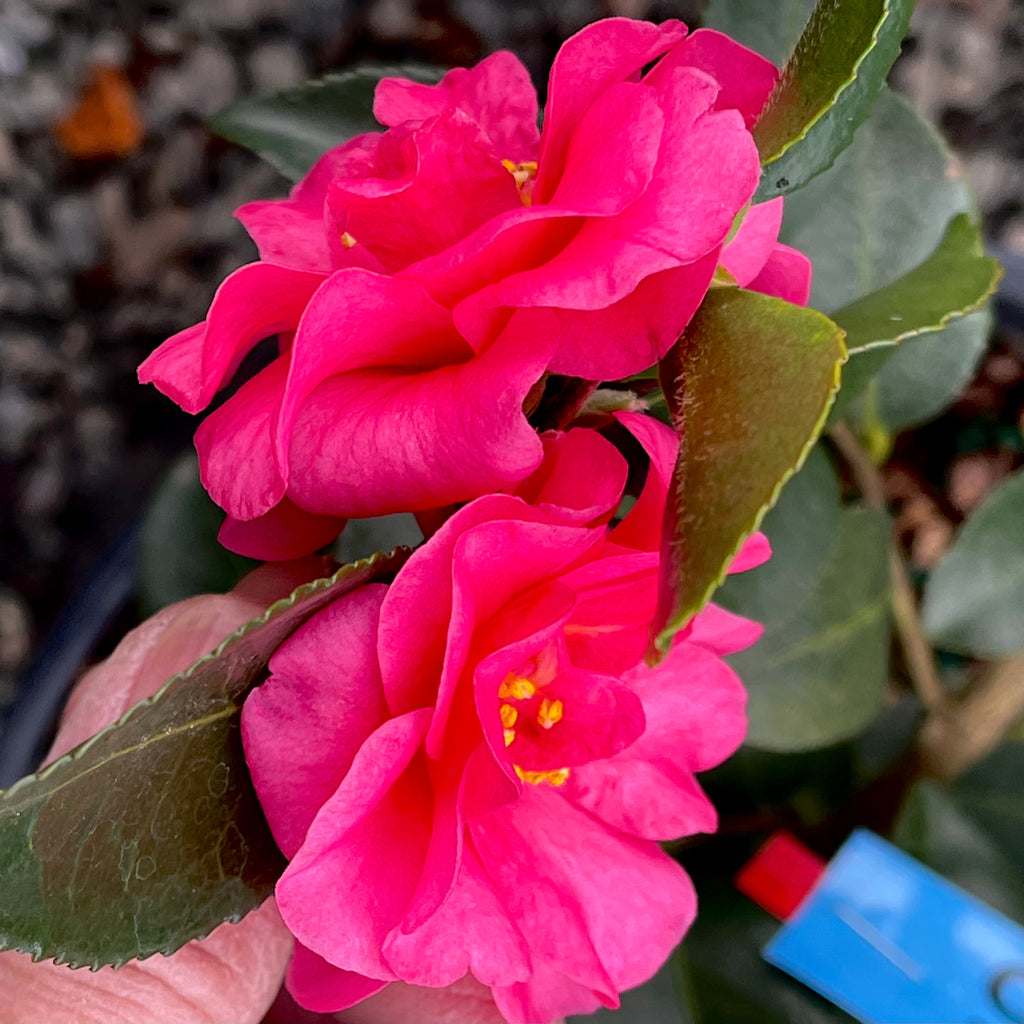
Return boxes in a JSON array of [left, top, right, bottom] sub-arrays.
[[752, 0, 913, 201], [779, 88, 990, 423], [921, 469, 1024, 658], [208, 64, 444, 181], [842, 310, 992, 434], [781, 89, 974, 316], [653, 288, 846, 650], [139, 452, 258, 617], [701, 0, 816, 68], [0, 548, 409, 968], [717, 450, 891, 751], [833, 214, 1001, 356]]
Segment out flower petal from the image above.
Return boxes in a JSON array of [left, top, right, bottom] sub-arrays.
[[275, 710, 433, 980], [382, 843, 531, 989], [747, 243, 814, 306], [138, 263, 324, 414], [534, 17, 688, 204], [720, 197, 784, 286], [218, 496, 346, 560], [242, 586, 388, 858], [644, 27, 779, 127], [284, 316, 551, 518], [473, 786, 696, 1000], [374, 52, 540, 163], [326, 111, 520, 272], [194, 358, 287, 521], [275, 270, 466, 484], [286, 942, 387, 1014]]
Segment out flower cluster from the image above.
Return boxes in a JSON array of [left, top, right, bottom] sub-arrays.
[[242, 414, 769, 1020], [139, 16, 808, 561], [139, 14, 806, 1022]]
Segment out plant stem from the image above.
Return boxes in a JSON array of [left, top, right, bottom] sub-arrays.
[[829, 422, 946, 712], [917, 652, 1024, 780]]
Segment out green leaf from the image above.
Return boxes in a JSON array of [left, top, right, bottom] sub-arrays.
[[717, 449, 891, 751], [781, 88, 974, 316], [892, 775, 1024, 924], [921, 469, 1024, 658], [208, 64, 444, 181], [0, 548, 409, 968], [826, 213, 1000, 429], [752, 0, 913, 201], [840, 310, 992, 433], [680, 872, 855, 1023], [701, 0, 816, 68], [833, 214, 1001, 356], [653, 288, 846, 650], [138, 452, 259, 617]]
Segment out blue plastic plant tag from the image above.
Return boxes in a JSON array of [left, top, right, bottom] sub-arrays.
[[764, 829, 1024, 1023]]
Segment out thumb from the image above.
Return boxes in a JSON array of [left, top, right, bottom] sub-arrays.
[[0, 571, 316, 1024]]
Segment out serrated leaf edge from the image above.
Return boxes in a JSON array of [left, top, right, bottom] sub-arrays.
[[654, 317, 848, 652], [0, 547, 411, 807], [757, 0, 895, 168]]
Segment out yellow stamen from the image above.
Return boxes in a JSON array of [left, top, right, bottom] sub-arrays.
[[340, 231, 358, 249], [504, 728, 516, 747], [515, 765, 571, 787], [536, 698, 563, 730], [500, 704, 518, 728], [498, 675, 536, 701], [501, 159, 538, 205]]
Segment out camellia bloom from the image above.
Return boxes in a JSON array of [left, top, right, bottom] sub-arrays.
[[139, 17, 810, 561], [241, 413, 770, 1022]]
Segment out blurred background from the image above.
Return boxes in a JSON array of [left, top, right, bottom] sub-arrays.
[[0, 0, 1021, 772]]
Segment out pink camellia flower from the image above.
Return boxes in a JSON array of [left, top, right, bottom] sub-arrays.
[[139, 17, 809, 561], [241, 413, 770, 1022]]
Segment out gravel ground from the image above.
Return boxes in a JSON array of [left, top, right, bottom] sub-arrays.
[[0, 0, 1021, 747]]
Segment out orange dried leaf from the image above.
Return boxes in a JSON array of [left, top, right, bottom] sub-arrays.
[[55, 65, 143, 159]]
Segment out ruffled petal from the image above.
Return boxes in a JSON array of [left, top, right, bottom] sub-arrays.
[[747, 242, 814, 306], [275, 270, 466, 483], [644, 27, 779, 127], [138, 263, 324, 414], [275, 710, 433, 980], [374, 52, 540, 163], [473, 786, 696, 1000], [286, 942, 386, 1014], [515, 428, 627, 526], [217, 496, 345, 560], [326, 111, 520, 272], [720, 197, 784, 286], [625, 639, 748, 773], [193, 358, 287, 521], [609, 411, 679, 551], [382, 843, 531, 989], [242, 586, 388, 858], [535, 17, 688, 204], [284, 316, 551, 518]]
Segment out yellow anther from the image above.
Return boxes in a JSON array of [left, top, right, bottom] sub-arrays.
[[536, 698, 563, 730], [503, 728, 516, 747], [340, 231, 358, 249], [500, 704, 518, 729], [501, 158, 538, 200], [498, 675, 536, 701], [515, 765, 571, 787]]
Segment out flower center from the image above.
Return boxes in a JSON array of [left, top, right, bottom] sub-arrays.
[[501, 159, 537, 206], [498, 671, 569, 786]]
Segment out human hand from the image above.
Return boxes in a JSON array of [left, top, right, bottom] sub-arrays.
[[0, 562, 505, 1024]]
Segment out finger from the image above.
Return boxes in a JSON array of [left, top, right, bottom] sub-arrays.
[[0, 571, 319, 1024], [336, 977, 507, 1024]]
